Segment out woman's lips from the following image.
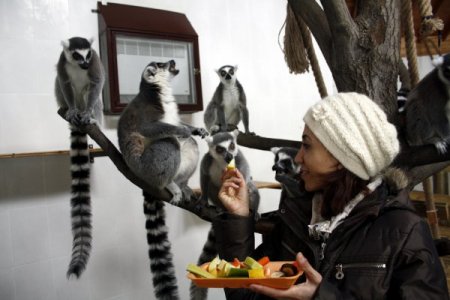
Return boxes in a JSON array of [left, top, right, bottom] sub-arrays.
[[300, 169, 307, 179]]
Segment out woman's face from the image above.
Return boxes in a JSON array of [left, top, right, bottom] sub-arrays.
[[295, 126, 341, 192]]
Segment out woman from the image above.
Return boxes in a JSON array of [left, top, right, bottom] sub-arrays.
[[213, 92, 448, 299]]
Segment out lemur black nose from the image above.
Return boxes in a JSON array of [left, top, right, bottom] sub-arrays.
[[79, 62, 89, 70], [225, 74, 232, 80], [225, 153, 233, 163]]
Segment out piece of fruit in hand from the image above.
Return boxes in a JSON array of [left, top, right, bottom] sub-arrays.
[[227, 158, 236, 171]]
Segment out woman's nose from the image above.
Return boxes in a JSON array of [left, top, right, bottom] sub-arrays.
[[294, 147, 303, 164]]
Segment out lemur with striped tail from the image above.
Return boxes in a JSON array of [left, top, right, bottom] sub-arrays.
[[54, 37, 105, 278], [190, 130, 259, 300], [118, 60, 207, 299], [203, 65, 253, 135]]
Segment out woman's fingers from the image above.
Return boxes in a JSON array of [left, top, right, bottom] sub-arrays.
[[296, 253, 322, 284]]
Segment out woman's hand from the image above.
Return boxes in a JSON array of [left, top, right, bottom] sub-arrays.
[[249, 253, 322, 300], [218, 169, 250, 217]]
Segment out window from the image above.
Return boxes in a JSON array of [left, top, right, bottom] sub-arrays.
[[97, 2, 203, 113]]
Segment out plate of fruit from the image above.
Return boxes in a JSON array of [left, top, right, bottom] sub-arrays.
[[187, 256, 303, 289]]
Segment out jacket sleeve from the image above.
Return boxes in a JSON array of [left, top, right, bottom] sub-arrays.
[[392, 219, 449, 299], [212, 212, 277, 300], [212, 212, 255, 261]]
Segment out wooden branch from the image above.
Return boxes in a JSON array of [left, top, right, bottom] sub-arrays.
[[287, 0, 332, 64], [394, 144, 450, 169], [405, 162, 450, 190], [320, 0, 356, 38], [237, 132, 301, 151], [57, 109, 218, 222], [393, 143, 450, 188]]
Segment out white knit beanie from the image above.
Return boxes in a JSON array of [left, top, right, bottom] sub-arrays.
[[303, 92, 399, 180]]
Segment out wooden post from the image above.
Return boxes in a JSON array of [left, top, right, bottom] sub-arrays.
[[423, 176, 441, 238]]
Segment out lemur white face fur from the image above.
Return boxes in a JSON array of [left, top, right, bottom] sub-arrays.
[[62, 37, 94, 70], [205, 129, 239, 166], [216, 65, 238, 85], [143, 60, 180, 84]]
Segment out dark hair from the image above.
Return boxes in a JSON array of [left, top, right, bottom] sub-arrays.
[[321, 169, 369, 219]]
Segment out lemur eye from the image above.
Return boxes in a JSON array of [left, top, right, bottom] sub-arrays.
[[229, 69, 234, 75], [72, 52, 83, 61], [229, 143, 235, 151], [220, 70, 226, 77], [215, 146, 225, 154]]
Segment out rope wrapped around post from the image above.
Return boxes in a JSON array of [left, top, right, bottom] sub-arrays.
[[283, 3, 328, 98]]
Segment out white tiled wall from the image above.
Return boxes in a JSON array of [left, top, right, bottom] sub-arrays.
[[0, 0, 336, 299]]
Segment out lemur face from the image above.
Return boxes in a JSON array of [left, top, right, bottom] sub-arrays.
[[271, 147, 301, 178], [143, 60, 179, 84], [71, 49, 92, 69], [62, 37, 93, 70], [216, 65, 238, 85], [206, 130, 239, 165]]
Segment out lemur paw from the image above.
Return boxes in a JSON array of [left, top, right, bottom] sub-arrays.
[[65, 109, 81, 126], [79, 111, 95, 125], [192, 127, 209, 138], [435, 141, 448, 154], [244, 131, 256, 136]]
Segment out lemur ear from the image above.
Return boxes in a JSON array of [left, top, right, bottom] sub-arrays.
[[234, 65, 238, 72], [61, 40, 70, 49], [270, 147, 281, 154], [88, 37, 94, 46], [232, 129, 239, 138], [205, 136, 213, 145]]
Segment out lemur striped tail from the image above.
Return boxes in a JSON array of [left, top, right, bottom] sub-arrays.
[[67, 128, 92, 279], [143, 192, 179, 300], [190, 227, 217, 300]]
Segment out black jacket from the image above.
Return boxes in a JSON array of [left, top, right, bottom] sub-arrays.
[[212, 170, 449, 299]]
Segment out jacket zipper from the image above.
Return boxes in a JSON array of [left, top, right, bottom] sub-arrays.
[[335, 262, 386, 280], [319, 242, 326, 260]]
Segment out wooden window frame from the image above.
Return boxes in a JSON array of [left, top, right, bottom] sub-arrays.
[[97, 2, 203, 114]]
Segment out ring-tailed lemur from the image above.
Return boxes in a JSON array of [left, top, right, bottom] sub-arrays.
[[118, 60, 207, 300], [203, 65, 253, 135], [270, 147, 303, 199], [54, 37, 105, 279], [405, 53, 450, 153], [190, 130, 259, 300]]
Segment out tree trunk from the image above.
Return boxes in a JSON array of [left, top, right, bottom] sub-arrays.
[[287, 0, 450, 187]]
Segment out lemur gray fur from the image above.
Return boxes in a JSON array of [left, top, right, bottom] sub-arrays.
[[190, 130, 259, 300], [118, 60, 207, 300], [405, 53, 450, 153], [203, 65, 253, 135], [54, 37, 105, 279]]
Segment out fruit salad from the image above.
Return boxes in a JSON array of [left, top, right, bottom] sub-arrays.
[[187, 256, 298, 279]]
